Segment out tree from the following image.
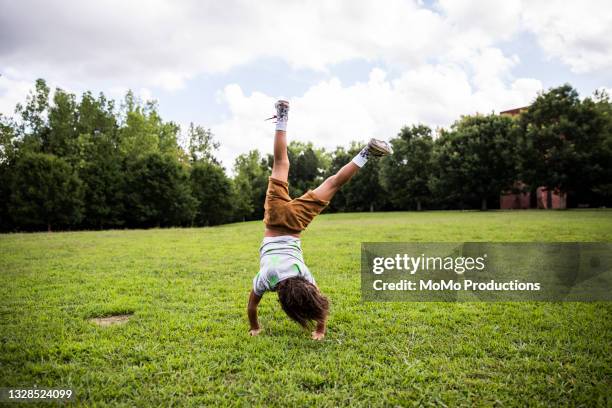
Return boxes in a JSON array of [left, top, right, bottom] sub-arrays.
[[2, 79, 246, 230], [286, 141, 326, 195], [232, 150, 270, 220], [433, 114, 518, 210], [187, 123, 219, 164], [191, 161, 235, 225], [322, 147, 350, 212], [517, 84, 610, 208], [0, 114, 18, 230], [118, 92, 181, 160], [187, 125, 234, 225], [80, 132, 125, 228], [47, 88, 79, 162], [76, 91, 117, 136], [576, 89, 612, 206], [380, 125, 434, 211], [0, 114, 18, 164], [8, 152, 83, 231], [15, 78, 51, 153], [123, 153, 197, 228]]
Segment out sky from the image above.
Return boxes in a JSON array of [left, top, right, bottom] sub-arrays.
[[1, 0, 612, 169]]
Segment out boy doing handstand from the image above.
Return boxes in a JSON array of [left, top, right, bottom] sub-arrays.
[[247, 100, 391, 340]]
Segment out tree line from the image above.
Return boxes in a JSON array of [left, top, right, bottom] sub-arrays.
[[0, 80, 611, 232]]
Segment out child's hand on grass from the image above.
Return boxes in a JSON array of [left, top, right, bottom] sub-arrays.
[[311, 331, 325, 341], [249, 328, 262, 336], [312, 318, 326, 340]]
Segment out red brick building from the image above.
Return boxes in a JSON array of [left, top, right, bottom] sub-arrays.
[[498, 107, 567, 209]]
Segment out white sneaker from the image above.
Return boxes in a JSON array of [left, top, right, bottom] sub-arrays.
[[265, 100, 289, 122], [367, 138, 392, 157]]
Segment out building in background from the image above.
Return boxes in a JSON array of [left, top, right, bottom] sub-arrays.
[[499, 107, 567, 209]]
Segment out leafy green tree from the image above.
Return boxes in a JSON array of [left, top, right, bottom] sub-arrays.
[[0, 114, 18, 164], [157, 119, 182, 159], [4, 80, 55, 230], [15, 78, 50, 153], [588, 89, 612, 205], [191, 161, 235, 225], [324, 147, 350, 212], [76, 91, 117, 136], [433, 114, 518, 210], [232, 175, 254, 221], [80, 133, 125, 228], [232, 150, 270, 220], [8, 152, 83, 231], [47, 88, 79, 162], [380, 125, 434, 211], [123, 153, 197, 228], [119, 92, 182, 160], [517, 84, 611, 207], [0, 165, 11, 230], [188, 123, 219, 164], [187, 126, 234, 225], [0, 114, 18, 230], [286, 141, 326, 195]]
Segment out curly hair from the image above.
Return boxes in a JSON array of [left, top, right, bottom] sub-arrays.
[[276, 277, 329, 328]]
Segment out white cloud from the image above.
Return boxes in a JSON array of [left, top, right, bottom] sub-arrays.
[[437, 0, 612, 74], [1, 0, 592, 86], [1, 0, 607, 170], [1, 0, 611, 88], [212, 65, 542, 169], [0, 74, 33, 116], [437, 0, 522, 41], [0, 0, 449, 89], [521, 0, 612, 73]]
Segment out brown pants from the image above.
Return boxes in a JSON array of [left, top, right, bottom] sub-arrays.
[[263, 177, 329, 234]]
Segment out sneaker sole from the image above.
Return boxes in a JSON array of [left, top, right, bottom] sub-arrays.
[[368, 139, 392, 156]]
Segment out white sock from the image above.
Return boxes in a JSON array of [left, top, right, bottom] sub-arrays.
[[275, 101, 289, 131], [351, 146, 369, 167], [276, 119, 287, 132]]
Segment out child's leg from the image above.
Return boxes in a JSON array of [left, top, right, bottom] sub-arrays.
[[312, 161, 361, 202], [271, 129, 289, 183], [312, 138, 392, 202], [271, 101, 290, 183], [263, 101, 297, 235]]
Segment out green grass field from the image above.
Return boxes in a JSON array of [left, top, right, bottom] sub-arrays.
[[1, 210, 611, 406]]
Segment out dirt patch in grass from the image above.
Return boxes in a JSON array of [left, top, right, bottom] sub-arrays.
[[89, 314, 132, 326]]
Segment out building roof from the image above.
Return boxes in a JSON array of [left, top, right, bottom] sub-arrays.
[[499, 106, 529, 116]]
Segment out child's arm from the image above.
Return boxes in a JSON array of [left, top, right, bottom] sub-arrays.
[[247, 290, 263, 336], [312, 317, 327, 341]]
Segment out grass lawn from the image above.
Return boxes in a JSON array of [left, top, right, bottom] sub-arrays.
[[1, 210, 611, 406]]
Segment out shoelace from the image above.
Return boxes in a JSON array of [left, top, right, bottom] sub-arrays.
[[265, 113, 288, 122]]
